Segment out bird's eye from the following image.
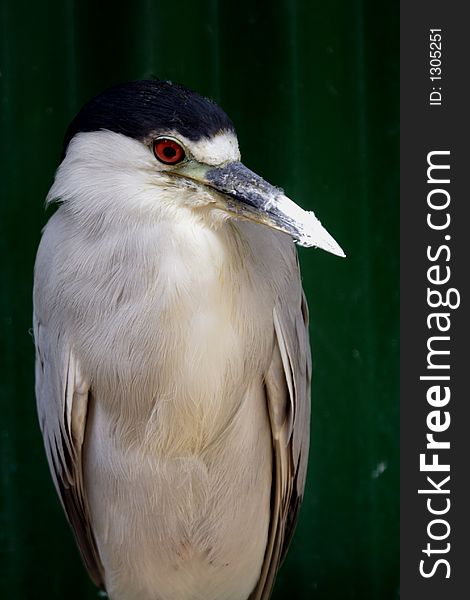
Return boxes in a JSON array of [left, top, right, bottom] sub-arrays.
[[153, 138, 185, 165]]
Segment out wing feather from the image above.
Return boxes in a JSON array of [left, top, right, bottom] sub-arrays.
[[250, 272, 312, 600], [34, 317, 104, 587]]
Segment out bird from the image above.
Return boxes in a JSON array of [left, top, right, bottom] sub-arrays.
[[33, 80, 344, 600]]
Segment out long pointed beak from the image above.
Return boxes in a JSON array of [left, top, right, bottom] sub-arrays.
[[177, 161, 345, 257]]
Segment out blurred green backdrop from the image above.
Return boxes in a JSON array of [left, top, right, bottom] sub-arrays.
[[0, 0, 398, 598]]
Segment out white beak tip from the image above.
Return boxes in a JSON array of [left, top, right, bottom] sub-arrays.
[[329, 245, 347, 258], [297, 236, 346, 258], [295, 213, 346, 258], [265, 195, 346, 257]]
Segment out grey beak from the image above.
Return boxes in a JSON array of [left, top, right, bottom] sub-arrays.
[[179, 160, 345, 257], [206, 162, 345, 257]]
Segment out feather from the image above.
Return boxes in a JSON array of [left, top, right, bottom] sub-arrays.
[[249, 274, 311, 600], [34, 317, 105, 587]]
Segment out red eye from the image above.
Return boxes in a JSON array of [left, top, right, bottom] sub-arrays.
[[153, 138, 185, 165]]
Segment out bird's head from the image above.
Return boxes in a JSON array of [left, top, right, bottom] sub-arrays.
[[48, 80, 344, 256]]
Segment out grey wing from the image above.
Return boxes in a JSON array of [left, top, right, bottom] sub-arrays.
[[34, 315, 105, 588], [251, 266, 312, 599]]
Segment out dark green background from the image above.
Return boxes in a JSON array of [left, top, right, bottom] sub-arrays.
[[0, 1, 398, 598]]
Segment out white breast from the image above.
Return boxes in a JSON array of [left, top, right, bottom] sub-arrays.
[[41, 211, 290, 600]]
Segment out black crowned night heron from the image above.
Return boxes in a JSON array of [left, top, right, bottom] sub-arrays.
[[33, 80, 344, 600]]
